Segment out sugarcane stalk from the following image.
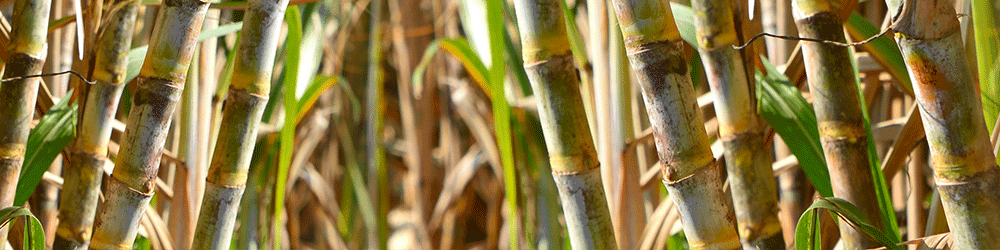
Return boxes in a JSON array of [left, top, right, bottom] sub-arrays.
[[690, 0, 783, 248], [0, 0, 51, 244], [52, 1, 140, 249], [191, 0, 287, 248], [608, 0, 741, 249], [791, 0, 886, 248], [365, 0, 388, 248], [891, 0, 1000, 248], [88, 0, 210, 248], [510, 0, 616, 248]]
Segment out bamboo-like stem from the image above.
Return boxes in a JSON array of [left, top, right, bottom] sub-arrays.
[[791, 0, 885, 248], [0, 0, 51, 244], [365, 0, 388, 248], [510, 0, 616, 248], [52, 1, 140, 249], [88, 0, 210, 248], [691, 0, 783, 248], [891, 0, 1000, 248], [191, 0, 286, 248], [609, 0, 740, 249]]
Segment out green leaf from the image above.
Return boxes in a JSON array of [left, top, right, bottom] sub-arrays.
[[845, 12, 912, 95], [848, 44, 901, 243], [555, 0, 589, 70], [15, 89, 77, 206], [412, 38, 491, 100], [794, 206, 822, 250], [295, 75, 358, 124], [0, 206, 45, 250], [972, 0, 1000, 141], [668, 3, 698, 48], [664, 3, 706, 88], [132, 235, 152, 250], [274, 6, 302, 250], [794, 197, 902, 250], [486, 0, 517, 247], [756, 56, 832, 197], [124, 21, 244, 84]]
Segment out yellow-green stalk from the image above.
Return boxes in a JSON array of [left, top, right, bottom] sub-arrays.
[[891, 0, 1000, 248], [510, 0, 616, 248], [609, 0, 740, 249], [791, 0, 884, 248], [691, 0, 783, 248], [0, 0, 51, 243], [53, 1, 140, 249], [88, 0, 210, 248], [192, 0, 287, 248]]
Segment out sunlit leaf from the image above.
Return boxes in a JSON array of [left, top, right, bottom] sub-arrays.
[[849, 45, 901, 241], [412, 38, 490, 100], [295, 75, 359, 124], [0, 206, 45, 250], [756, 56, 832, 197], [845, 12, 912, 95], [15, 89, 77, 206], [972, 0, 1000, 137], [274, 6, 303, 249], [795, 197, 902, 250]]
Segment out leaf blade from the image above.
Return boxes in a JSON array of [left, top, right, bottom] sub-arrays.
[[15, 89, 77, 206]]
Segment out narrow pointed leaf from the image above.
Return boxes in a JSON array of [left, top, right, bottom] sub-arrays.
[[0, 206, 45, 250], [756, 56, 832, 197], [15, 89, 77, 206]]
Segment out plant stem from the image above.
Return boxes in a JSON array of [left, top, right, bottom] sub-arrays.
[[608, 0, 741, 248], [88, 0, 210, 247], [892, 0, 1000, 248], [191, 0, 286, 247], [53, 1, 140, 249], [0, 0, 51, 243], [791, 0, 886, 248], [691, 0, 783, 248], [510, 0, 617, 248]]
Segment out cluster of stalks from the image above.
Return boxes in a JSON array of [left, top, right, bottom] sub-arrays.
[[1, 0, 999, 248]]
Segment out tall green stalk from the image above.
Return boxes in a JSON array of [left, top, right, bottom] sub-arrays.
[[0, 0, 51, 243], [53, 1, 140, 248], [365, 0, 387, 248], [510, 0, 616, 248], [609, 0, 740, 249], [88, 0, 211, 248], [690, 0, 783, 248], [891, 0, 1000, 248], [791, 0, 884, 248], [191, 0, 287, 247]]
